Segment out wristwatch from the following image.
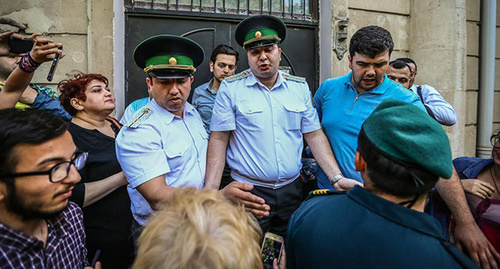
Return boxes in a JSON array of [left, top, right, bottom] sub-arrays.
[[329, 174, 344, 186]]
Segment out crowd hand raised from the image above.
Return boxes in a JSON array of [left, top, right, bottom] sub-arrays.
[[0, 31, 25, 56], [461, 179, 496, 199], [334, 177, 363, 191], [220, 181, 270, 218], [29, 33, 64, 64], [454, 221, 500, 269]]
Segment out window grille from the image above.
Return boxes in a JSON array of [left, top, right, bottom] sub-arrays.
[[126, 0, 317, 21]]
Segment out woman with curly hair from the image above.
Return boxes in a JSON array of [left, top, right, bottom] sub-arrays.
[[59, 73, 134, 268]]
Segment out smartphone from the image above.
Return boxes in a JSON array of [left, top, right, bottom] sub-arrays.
[[47, 45, 62, 82], [8, 37, 33, 54], [261, 232, 284, 269]]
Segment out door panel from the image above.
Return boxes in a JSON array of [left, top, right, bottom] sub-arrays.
[[125, 13, 318, 106]]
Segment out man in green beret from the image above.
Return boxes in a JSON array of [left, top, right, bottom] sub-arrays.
[[116, 35, 208, 232], [286, 99, 478, 269], [204, 15, 346, 237]]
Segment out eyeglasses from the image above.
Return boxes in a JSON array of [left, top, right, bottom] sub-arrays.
[[491, 135, 500, 149], [0, 152, 88, 183]]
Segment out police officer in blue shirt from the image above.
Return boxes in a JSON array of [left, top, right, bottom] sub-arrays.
[[116, 35, 207, 231], [204, 15, 344, 237]]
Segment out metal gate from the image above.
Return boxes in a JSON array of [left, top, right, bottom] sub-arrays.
[[124, 0, 319, 105]]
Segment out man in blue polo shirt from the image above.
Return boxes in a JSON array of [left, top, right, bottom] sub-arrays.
[[286, 99, 478, 269], [314, 25, 500, 268], [314, 26, 424, 189]]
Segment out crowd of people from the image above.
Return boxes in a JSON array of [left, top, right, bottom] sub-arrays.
[[0, 14, 498, 269]]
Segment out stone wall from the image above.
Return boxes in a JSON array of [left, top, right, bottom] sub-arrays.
[[327, 0, 470, 157], [0, 0, 114, 94]]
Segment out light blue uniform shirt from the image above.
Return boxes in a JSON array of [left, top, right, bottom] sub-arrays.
[[119, 97, 150, 125], [192, 79, 216, 133], [116, 99, 207, 225], [211, 69, 321, 189], [410, 84, 457, 126], [314, 73, 426, 189]]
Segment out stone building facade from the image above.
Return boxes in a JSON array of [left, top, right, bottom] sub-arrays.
[[0, 0, 497, 158]]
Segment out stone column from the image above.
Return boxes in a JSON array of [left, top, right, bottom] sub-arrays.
[[409, 0, 467, 157]]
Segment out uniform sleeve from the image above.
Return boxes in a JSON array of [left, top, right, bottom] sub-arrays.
[[420, 85, 457, 126], [115, 122, 170, 188], [301, 84, 321, 133], [210, 81, 236, 131]]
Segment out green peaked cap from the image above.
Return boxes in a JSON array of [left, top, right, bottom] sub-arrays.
[[361, 99, 453, 179]]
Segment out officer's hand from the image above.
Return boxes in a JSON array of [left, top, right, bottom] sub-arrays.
[[220, 181, 270, 218], [454, 221, 500, 269], [29, 33, 64, 63], [461, 179, 495, 199], [334, 177, 363, 191]]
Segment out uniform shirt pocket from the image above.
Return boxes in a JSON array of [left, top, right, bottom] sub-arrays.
[[237, 102, 264, 131], [164, 141, 189, 175], [283, 102, 306, 131]]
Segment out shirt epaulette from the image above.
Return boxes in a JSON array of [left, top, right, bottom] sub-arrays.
[[126, 108, 152, 128], [282, 73, 306, 83], [306, 189, 343, 200], [225, 71, 251, 82]]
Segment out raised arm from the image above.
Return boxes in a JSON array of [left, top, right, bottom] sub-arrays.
[[0, 33, 62, 109]]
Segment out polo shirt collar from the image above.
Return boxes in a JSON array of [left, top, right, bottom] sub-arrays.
[[345, 72, 391, 95], [151, 99, 197, 125], [348, 186, 445, 239]]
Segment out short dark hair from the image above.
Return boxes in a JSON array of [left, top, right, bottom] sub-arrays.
[[210, 44, 239, 64], [0, 109, 68, 177], [396, 58, 417, 72], [349, 26, 394, 58], [59, 73, 109, 116], [389, 60, 413, 76], [357, 129, 438, 199]]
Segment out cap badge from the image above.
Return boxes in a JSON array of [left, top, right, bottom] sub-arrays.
[[255, 31, 262, 38], [169, 57, 177, 65]]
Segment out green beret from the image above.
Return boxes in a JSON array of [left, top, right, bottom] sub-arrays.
[[235, 15, 286, 49], [133, 35, 204, 79], [361, 99, 453, 179]]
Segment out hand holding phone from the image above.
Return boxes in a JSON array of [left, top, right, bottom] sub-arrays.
[[261, 232, 284, 269], [47, 45, 62, 81], [8, 37, 34, 54]]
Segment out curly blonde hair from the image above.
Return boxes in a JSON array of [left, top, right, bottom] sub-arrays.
[[133, 187, 263, 269]]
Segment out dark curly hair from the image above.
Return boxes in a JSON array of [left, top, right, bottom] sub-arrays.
[[59, 73, 109, 116], [0, 109, 67, 177], [349, 25, 394, 58]]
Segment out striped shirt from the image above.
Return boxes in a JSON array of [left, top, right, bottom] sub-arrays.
[[0, 202, 89, 268]]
